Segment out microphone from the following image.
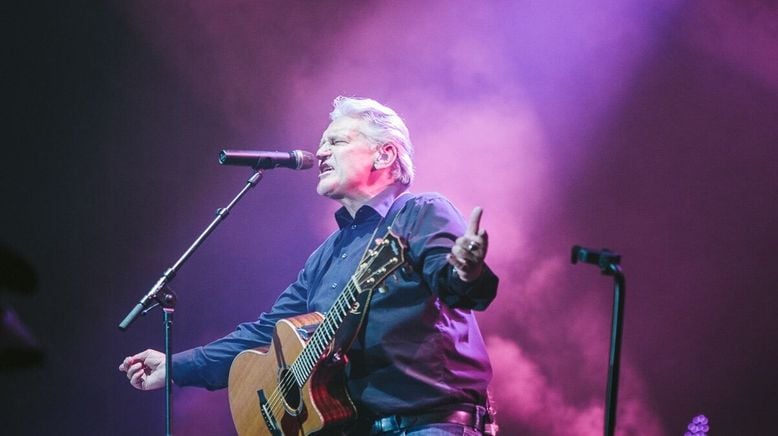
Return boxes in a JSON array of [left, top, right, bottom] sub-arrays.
[[571, 245, 621, 268], [218, 149, 315, 170]]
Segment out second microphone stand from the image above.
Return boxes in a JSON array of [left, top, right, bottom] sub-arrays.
[[571, 246, 625, 436]]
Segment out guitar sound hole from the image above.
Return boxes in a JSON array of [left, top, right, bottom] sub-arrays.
[[279, 368, 302, 412]]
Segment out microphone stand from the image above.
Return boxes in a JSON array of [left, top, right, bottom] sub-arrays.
[[571, 247, 625, 436], [603, 262, 625, 436], [118, 168, 264, 436]]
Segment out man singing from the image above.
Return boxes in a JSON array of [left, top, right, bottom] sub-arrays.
[[120, 96, 499, 435]]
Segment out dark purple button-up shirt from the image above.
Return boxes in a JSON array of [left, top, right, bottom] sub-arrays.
[[173, 188, 498, 415]]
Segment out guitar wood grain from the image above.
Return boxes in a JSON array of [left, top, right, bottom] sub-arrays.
[[228, 312, 355, 435]]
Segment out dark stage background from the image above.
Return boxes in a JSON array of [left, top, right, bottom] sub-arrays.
[[2, 1, 776, 435]]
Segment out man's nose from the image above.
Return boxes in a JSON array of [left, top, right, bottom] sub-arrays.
[[316, 144, 331, 158]]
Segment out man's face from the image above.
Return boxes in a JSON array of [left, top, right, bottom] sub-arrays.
[[316, 117, 379, 201]]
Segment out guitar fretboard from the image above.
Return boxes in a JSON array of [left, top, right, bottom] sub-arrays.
[[287, 236, 402, 386]]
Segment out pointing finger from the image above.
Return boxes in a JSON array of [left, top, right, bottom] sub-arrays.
[[467, 207, 483, 236]]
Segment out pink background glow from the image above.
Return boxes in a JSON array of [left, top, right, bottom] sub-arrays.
[[2, 1, 776, 435]]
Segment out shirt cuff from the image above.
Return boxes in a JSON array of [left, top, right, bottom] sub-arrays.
[[441, 263, 498, 310], [171, 348, 202, 388]]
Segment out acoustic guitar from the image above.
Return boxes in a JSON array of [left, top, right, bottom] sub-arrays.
[[228, 230, 406, 435]]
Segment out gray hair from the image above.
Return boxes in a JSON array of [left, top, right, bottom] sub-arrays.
[[329, 96, 414, 185]]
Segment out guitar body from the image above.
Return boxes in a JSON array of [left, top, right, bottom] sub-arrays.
[[228, 312, 356, 435], [229, 231, 407, 435]]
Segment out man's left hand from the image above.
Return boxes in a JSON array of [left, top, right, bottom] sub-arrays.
[[447, 207, 489, 282]]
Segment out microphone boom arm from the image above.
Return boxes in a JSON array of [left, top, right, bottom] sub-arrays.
[[118, 169, 263, 330]]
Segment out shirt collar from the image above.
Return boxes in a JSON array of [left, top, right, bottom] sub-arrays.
[[334, 184, 408, 229]]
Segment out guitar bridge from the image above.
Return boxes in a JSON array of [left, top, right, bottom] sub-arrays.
[[257, 389, 282, 436]]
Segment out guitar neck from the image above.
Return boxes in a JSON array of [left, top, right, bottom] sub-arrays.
[[288, 232, 404, 386], [289, 280, 360, 381]]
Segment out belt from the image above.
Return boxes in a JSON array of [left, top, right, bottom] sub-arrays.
[[370, 405, 486, 434]]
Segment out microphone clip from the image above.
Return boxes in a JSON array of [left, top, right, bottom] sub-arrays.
[[571, 245, 622, 275]]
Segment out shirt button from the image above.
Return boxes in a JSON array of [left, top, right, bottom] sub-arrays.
[[350, 224, 357, 230], [341, 253, 347, 259], [331, 282, 338, 288]]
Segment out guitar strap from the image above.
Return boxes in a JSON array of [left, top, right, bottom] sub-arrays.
[[328, 192, 414, 359], [373, 191, 414, 245]]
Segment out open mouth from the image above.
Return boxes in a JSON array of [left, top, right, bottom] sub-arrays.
[[319, 161, 334, 176]]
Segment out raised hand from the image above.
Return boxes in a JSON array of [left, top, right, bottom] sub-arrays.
[[446, 207, 489, 282]]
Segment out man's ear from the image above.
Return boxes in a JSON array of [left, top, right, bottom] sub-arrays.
[[374, 143, 398, 170]]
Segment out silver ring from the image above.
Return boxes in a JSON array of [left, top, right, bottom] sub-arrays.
[[467, 241, 480, 251]]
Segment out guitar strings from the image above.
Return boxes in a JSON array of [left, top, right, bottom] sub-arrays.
[[262, 280, 358, 418], [263, 236, 399, 421], [264, 274, 363, 417], [261, 238, 392, 420]]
